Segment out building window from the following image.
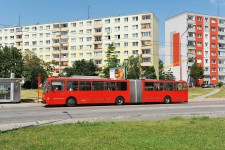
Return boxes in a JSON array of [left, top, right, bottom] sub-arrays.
[[79, 22, 83, 27], [86, 53, 92, 57], [71, 46, 76, 50], [197, 50, 202, 55], [142, 58, 151, 62], [212, 60, 216, 64], [86, 21, 92, 26], [115, 18, 120, 23], [197, 34, 202, 38], [71, 23, 76, 27], [124, 42, 128, 47], [132, 33, 138, 38], [115, 43, 120, 47], [132, 16, 138, 21], [71, 38, 76, 43], [46, 25, 50, 29], [86, 29, 92, 34], [212, 76, 216, 80], [132, 50, 138, 55], [211, 35, 216, 40], [212, 68, 216, 72], [142, 49, 151, 54], [45, 55, 50, 60], [212, 52, 216, 56], [132, 42, 138, 46], [105, 19, 110, 24], [105, 27, 110, 33], [124, 34, 128, 39], [79, 53, 83, 57], [71, 53, 76, 58], [211, 27, 216, 32], [87, 37, 92, 42], [197, 25, 202, 30], [132, 25, 138, 30], [124, 17, 128, 22], [124, 51, 128, 55], [114, 26, 120, 32]]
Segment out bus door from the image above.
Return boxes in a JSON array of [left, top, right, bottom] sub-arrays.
[[154, 82, 165, 102], [173, 82, 188, 102], [142, 81, 156, 103], [51, 80, 65, 104], [79, 81, 93, 104], [91, 81, 105, 103]]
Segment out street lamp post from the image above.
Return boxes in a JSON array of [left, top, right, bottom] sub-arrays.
[[180, 24, 195, 81]]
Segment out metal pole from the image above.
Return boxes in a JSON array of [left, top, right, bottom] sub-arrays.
[[59, 25, 62, 75]]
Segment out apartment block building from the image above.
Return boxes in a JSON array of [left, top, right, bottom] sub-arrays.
[[165, 12, 225, 85], [0, 12, 159, 77]]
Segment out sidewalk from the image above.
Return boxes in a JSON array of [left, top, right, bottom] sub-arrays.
[[0, 102, 44, 108], [189, 88, 225, 102]]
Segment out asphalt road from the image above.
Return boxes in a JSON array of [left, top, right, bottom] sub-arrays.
[[1, 100, 225, 131]]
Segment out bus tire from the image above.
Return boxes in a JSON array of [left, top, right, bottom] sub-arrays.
[[115, 96, 125, 105], [66, 97, 76, 107], [164, 96, 171, 104]]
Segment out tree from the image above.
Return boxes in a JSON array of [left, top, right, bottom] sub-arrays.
[[63, 59, 98, 77], [190, 62, 204, 82], [23, 51, 54, 88], [124, 55, 141, 79], [159, 59, 165, 80], [0, 46, 23, 78], [102, 43, 119, 78], [143, 66, 157, 79]]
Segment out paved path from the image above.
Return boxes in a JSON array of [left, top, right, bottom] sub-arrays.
[[190, 88, 225, 102]]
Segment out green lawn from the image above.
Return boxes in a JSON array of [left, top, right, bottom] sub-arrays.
[[207, 86, 225, 98], [21, 89, 40, 102], [188, 87, 214, 99], [1, 117, 225, 149]]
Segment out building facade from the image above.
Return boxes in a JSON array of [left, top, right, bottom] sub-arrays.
[[0, 12, 159, 77], [165, 12, 225, 85]]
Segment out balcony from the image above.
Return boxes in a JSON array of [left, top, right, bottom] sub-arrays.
[[141, 62, 152, 66], [187, 45, 196, 49], [218, 31, 225, 36], [52, 43, 60, 47], [187, 36, 195, 41], [15, 38, 23, 42], [218, 23, 225, 28], [219, 71, 225, 76], [15, 31, 23, 35], [142, 54, 152, 58], [141, 18, 151, 24], [219, 47, 225, 51], [187, 19, 195, 24], [219, 63, 225, 67], [94, 40, 102, 44], [93, 56, 103, 60], [218, 39, 225, 44], [93, 32, 102, 36], [187, 53, 196, 58], [141, 36, 151, 41], [188, 62, 194, 66]]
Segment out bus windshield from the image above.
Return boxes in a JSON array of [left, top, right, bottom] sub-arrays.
[[43, 81, 50, 93]]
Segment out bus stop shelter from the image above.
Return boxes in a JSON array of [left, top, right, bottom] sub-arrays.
[[0, 78, 22, 103]]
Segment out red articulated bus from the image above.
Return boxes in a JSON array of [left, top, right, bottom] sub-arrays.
[[42, 77, 188, 106]]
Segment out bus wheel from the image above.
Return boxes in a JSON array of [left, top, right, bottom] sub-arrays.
[[164, 96, 171, 104], [116, 97, 125, 105], [66, 98, 76, 107]]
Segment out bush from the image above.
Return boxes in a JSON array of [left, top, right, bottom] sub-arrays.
[[217, 81, 224, 87]]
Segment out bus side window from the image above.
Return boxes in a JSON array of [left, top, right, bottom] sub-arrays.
[[79, 81, 91, 91], [155, 82, 164, 91], [182, 83, 187, 91], [92, 81, 104, 91], [67, 81, 78, 91], [106, 82, 116, 91], [145, 82, 154, 91], [52, 81, 64, 91], [165, 82, 173, 91], [117, 82, 127, 91]]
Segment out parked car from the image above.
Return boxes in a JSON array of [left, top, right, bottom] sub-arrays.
[[202, 84, 209, 88], [208, 84, 216, 88]]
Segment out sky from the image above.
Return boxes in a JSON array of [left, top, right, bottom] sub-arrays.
[[1, 0, 225, 60]]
